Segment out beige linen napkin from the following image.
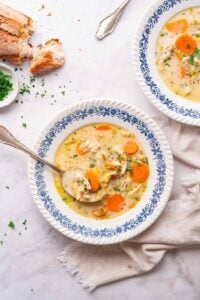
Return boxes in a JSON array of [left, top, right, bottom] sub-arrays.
[[58, 116, 200, 291]]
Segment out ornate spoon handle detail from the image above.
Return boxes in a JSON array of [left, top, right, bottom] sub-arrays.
[[96, 0, 131, 40]]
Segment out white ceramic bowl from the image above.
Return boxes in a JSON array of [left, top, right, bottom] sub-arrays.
[[0, 63, 19, 108], [133, 0, 200, 126], [28, 99, 174, 244]]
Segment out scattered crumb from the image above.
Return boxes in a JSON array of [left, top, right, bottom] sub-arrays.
[[47, 13, 52, 16]]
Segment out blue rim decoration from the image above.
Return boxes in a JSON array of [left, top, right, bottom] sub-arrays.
[[139, 0, 200, 120], [34, 105, 167, 239]]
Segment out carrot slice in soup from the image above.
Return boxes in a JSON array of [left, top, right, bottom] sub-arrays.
[[175, 34, 197, 55], [166, 19, 188, 33], [174, 49, 183, 61], [131, 163, 149, 183], [124, 140, 139, 155], [180, 64, 186, 78], [85, 169, 100, 192], [106, 194, 125, 212], [96, 124, 111, 130], [76, 143, 89, 155]]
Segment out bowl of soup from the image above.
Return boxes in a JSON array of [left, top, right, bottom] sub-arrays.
[[28, 99, 173, 244], [133, 0, 200, 126]]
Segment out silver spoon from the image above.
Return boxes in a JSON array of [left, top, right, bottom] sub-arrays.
[[0, 125, 98, 203], [96, 0, 131, 41]]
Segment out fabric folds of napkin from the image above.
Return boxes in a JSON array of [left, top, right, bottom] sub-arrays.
[[58, 116, 200, 291]]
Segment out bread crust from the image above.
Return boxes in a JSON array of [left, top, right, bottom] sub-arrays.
[[0, 3, 33, 64], [29, 39, 65, 74]]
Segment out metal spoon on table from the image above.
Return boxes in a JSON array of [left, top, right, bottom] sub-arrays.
[[96, 0, 131, 41], [0, 125, 98, 203]]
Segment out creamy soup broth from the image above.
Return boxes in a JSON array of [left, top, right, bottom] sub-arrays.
[[54, 123, 149, 220], [155, 7, 200, 102]]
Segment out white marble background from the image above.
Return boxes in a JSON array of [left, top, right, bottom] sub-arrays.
[[0, 0, 199, 299]]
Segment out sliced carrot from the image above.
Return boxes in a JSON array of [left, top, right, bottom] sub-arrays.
[[175, 34, 197, 55], [166, 19, 188, 34], [124, 140, 139, 155], [174, 49, 183, 61], [85, 169, 100, 192], [106, 194, 125, 212], [180, 64, 186, 78], [91, 207, 107, 217], [131, 163, 149, 183], [96, 124, 111, 130], [76, 143, 89, 155]]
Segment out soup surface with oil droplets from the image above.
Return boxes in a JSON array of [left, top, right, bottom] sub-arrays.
[[54, 123, 150, 220]]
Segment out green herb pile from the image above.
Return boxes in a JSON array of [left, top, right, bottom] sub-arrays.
[[0, 70, 13, 101]]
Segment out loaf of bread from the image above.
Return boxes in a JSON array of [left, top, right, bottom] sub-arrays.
[[0, 3, 33, 64]]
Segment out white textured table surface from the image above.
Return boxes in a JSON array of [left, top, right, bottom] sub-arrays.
[[0, 0, 199, 299]]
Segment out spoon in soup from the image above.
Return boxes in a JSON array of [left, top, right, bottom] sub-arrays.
[[0, 125, 99, 203]]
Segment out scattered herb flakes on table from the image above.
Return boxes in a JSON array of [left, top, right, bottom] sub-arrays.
[[0, 70, 13, 101], [8, 221, 15, 229]]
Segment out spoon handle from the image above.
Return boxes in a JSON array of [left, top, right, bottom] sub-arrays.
[[0, 125, 63, 174], [96, 0, 131, 40]]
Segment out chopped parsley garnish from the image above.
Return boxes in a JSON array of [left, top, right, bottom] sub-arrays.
[[0, 70, 13, 101], [29, 76, 36, 83], [113, 186, 121, 192], [41, 78, 45, 86], [189, 48, 200, 65], [22, 219, 27, 225], [89, 163, 95, 168], [22, 123, 27, 128], [89, 158, 96, 161], [19, 84, 30, 95], [78, 179, 84, 184], [8, 221, 15, 229], [126, 157, 132, 172], [117, 166, 122, 174]]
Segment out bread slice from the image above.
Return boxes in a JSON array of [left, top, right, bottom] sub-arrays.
[[29, 39, 65, 74], [0, 3, 33, 64]]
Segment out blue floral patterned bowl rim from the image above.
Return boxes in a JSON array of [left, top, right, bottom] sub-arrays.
[[28, 99, 174, 244], [133, 0, 200, 126]]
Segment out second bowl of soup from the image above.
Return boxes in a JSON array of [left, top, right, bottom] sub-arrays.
[[134, 0, 200, 126]]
